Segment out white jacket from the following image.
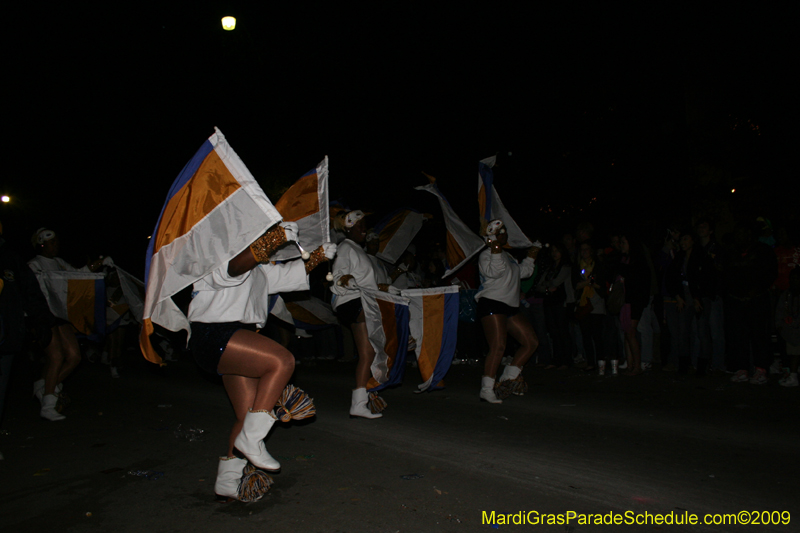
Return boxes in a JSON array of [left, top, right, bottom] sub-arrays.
[[188, 260, 308, 327], [475, 249, 534, 307]]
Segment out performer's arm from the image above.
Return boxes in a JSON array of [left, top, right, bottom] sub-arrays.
[[229, 222, 299, 276]]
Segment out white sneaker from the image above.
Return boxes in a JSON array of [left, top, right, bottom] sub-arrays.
[[110, 367, 120, 378], [779, 373, 798, 387], [769, 358, 783, 375]]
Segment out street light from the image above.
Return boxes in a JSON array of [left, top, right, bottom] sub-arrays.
[[222, 16, 236, 31], [1, 195, 9, 203]]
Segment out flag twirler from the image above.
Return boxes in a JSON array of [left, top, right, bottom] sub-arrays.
[[373, 208, 429, 265], [478, 156, 533, 248], [401, 285, 459, 392], [416, 176, 485, 278], [272, 157, 330, 261], [140, 128, 282, 365], [359, 287, 410, 392]]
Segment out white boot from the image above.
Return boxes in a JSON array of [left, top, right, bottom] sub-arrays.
[[35, 380, 63, 402], [233, 410, 280, 472], [214, 456, 247, 501], [498, 365, 521, 382], [598, 360, 606, 376], [611, 360, 619, 376], [480, 376, 502, 404], [349, 388, 382, 419], [33, 379, 45, 402], [40, 394, 65, 421]]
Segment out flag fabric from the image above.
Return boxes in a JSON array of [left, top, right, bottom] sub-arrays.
[[285, 296, 338, 331], [478, 156, 534, 248], [34, 271, 106, 340], [400, 285, 459, 392], [373, 208, 429, 264], [416, 177, 485, 278], [359, 287, 410, 392], [114, 266, 145, 323], [272, 157, 330, 261], [140, 128, 282, 365]]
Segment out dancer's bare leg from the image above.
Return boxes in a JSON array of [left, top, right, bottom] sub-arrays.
[[55, 324, 81, 383], [42, 324, 81, 395], [351, 312, 376, 389], [507, 313, 539, 368], [481, 314, 507, 379], [222, 375, 258, 457], [217, 330, 295, 412]]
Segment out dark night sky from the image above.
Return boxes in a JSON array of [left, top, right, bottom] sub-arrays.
[[3, 3, 796, 275]]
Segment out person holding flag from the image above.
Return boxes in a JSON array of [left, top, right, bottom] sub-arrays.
[[140, 128, 335, 502], [28, 228, 111, 421], [329, 210, 389, 419], [476, 220, 541, 403]]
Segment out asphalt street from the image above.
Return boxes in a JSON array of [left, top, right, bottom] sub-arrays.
[[1, 349, 798, 533]]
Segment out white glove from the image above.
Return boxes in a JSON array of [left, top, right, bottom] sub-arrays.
[[322, 242, 337, 260], [102, 256, 115, 267], [279, 221, 299, 242]]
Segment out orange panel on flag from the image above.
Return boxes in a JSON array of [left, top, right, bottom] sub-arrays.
[[378, 298, 400, 368], [154, 150, 242, 253], [446, 231, 466, 268], [285, 302, 327, 326], [378, 211, 409, 254], [67, 278, 96, 335], [417, 293, 444, 380], [275, 172, 320, 221]]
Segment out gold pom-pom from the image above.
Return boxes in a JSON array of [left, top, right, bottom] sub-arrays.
[[238, 463, 274, 502], [274, 384, 316, 422], [367, 391, 387, 414], [494, 376, 527, 399]]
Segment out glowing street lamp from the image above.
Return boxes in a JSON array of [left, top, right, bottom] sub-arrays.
[[221, 16, 236, 31], [1, 195, 9, 203]]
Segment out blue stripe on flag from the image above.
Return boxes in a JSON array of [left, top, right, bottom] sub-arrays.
[[371, 302, 410, 391], [145, 139, 216, 281], [86, 278, 107, 342], [428, 291, 459, 391]]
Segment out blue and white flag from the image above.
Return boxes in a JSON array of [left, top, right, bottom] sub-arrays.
[[401, 285, 459, 392]]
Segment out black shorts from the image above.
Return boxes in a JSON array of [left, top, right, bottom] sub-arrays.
[[189, 322, 256, 375], [477, 297, 519, 319], [335, 299, 364, 328]]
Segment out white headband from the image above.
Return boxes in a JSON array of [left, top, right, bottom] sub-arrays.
[[486, 219, 505, 236], [33, 228, 56, 245], [345, 210, 365, 229]]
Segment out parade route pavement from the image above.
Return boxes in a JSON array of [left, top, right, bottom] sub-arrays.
[[1, 352, 798, 532]]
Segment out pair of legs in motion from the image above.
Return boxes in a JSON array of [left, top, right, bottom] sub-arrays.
[[481, 312, 538, 403], [36, 323, 81, 421], [214, 329, 295, 501]]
